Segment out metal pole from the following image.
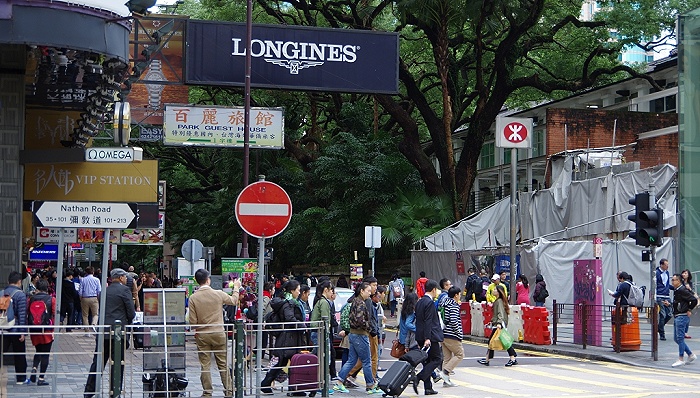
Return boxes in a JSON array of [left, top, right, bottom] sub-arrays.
[[371, 256, 375, 278], [240, 0, 253, 258], [51, 229, 65, 396], [322, 316, 330, 397], [255, 236, 265, 398], [111, 321, 123, 397], [235, 320, 245, 398], [191, 239, 196, 276], [96, 228, 112, 397], [649, 182, 658, 361], [509, 147, 517, 304]]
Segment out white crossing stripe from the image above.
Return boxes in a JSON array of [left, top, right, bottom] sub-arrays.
[[238, 203, 290, 216]]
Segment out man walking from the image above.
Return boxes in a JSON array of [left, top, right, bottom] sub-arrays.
[[656, 259, 672, 340], [414, 279, 443, 395], [671, 273, 698, 367], [188, 268, 241, 397], [78, 266, 101, 335], [1, 271, 28, 385], [60, 270, 78, 332], [84, 268, 136, 398]]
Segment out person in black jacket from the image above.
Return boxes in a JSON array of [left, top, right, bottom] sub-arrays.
[[671, 274, 698, 367], [609, 271, 631, 306], [260, 280, 305, 394], [84, 268, 136, 398], [413, 279, 444, 395], [60, 270, 78, 332]]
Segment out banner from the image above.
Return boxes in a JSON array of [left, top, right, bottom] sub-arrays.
[[221, 258, 258, 289], [186, 20, 399, 94]]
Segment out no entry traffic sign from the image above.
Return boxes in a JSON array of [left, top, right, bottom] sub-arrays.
[[235, 181, 292, 239], [495, 117, 533, 148]]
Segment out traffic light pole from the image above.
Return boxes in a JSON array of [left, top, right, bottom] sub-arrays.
[[648, 183, 658, 361]]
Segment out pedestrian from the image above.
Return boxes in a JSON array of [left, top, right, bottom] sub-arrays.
[[486, 274, 507, 303], [78, 266, 101, 335], [299, 284, 312, 322], [374, 286, 387, 367], [84, 268, 136, 398], [516, 275, 530, 306], [656, 259, 672, 340], [680, 269, 697, 339], [345, 277, 379, 390], [413, 279, 443, 395], [398, 293, 418, 350], [415, 272, 428, 298], [336, 275, 349, 289], [25, 278, 55, 386], [533, 274, 548, 307], [388, 274, 404, 317], [465, 268, 484, 302], [670, 273, 698, 367], [440, 287, 463, 387], [478, 285, 518, 366], [609, 272, 631, 306], [310, 280, 341, 387], [1, 270, 28, 385], [333, 282, 381, 394], [436, 278, 452, 308], [188, 268, 240, 397], [261, 280, 306, 395], [60, 270, 77, 332]]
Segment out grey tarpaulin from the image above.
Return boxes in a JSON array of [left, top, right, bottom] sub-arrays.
[[410, 251, 468, 294]]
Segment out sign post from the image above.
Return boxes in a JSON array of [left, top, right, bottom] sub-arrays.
[[495, 117, 533, 304], [364, 226, 381, 277], [235, 176, 292, 393]]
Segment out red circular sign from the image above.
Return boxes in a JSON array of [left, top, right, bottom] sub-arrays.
[[503, 122, 528, 143], [235, 181, 292, 239]]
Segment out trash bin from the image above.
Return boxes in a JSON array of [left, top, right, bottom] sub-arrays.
[[611, 306, 641, 351]]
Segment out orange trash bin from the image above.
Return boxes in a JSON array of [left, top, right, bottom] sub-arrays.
[[611, 306, 641, 351]]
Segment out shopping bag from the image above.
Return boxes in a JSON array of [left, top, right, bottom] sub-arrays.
[[499, 328, 514, 350], [390, 339, 407, 359], [488, 328, 504, 351]]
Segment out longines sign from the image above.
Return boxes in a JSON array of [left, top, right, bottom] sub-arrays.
[[185, 20, 399, 94]]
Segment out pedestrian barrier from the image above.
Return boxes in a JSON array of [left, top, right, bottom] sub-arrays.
[[482, 302, 494, 338], [507, 304, 525, 342], [522, 306, 551, 345], [460, 302, 471, 337], [469, 301, 484, 337]]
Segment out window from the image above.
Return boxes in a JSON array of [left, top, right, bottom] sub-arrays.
[[479, 142, 495, 169], [651, 94, 677, 113], [532, 129, 545, 157]]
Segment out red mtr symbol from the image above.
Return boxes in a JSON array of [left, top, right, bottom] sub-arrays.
[[503, 122, 528, 143]]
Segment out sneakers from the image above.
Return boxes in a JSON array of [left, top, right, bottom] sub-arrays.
[[659, 336, 666, 341], [366, 387, 383, 395], [37, 380, 49, 386], [19, 379, 30, 385], [672, 360, 686, 367], [477, 359, 489, 366], [688, 354, 697, 364], [442, 373, 455, 387], [345, 376, 359, 388], [505, 359, 518, 367], [431, 373, 442, 383], [260, 387, 274, 395], [319, 389, 335, 395], [333, 384, 350, 394]]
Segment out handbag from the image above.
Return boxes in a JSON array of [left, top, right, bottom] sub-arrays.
[[390, 338, 407, 358], [400, 347, 429, 367], [488, 328, 504, 351], [499, 328, 514, 350]]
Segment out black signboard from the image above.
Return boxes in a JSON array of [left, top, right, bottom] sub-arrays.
[[186, 20, 399, 94]]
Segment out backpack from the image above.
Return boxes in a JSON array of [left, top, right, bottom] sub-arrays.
[[264, 298, 285, 337], [625, 281, 644, 308], [28, 295, 53, 333], [339, 302, 352, 332], [392, 284, 402, 298], [0, 289, 20, 329], [536, 286, 549, 302]]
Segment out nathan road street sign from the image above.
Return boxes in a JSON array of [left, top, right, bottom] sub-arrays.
[[33, 201, 137, 229], [235, 181, 292, 239]]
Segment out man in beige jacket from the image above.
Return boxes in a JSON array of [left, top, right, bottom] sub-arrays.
[[188, 268, 241, 397]]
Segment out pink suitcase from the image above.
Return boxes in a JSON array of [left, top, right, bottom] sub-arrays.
[[287, 352, 319, 396]]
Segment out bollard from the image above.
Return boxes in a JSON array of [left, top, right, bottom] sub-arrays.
[[321, 316, 330, 397], [581, 303, 587, 350], [552, 300, 558, 345], [111, 321, 123, 398], [235, 320, 245, 398]]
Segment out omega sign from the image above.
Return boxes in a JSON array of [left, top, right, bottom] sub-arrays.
[[85, 147, 143, 163], [186, 20, 399, 94]]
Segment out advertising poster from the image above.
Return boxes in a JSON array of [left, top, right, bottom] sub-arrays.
[[221, 258, 258, 290], [121, 212, 165, 245], [77, 229, 119, 244], [350, 264, 363, 280], [143, 288, 187, 324]]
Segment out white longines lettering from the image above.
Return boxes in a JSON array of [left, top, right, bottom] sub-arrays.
[[232, 38, 359, 74]]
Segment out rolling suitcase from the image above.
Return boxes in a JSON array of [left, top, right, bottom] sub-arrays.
[[287, 352, 319, 397], [378, 360, 414, 397]]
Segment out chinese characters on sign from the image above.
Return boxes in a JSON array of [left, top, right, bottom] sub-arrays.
[[164, 105, 284, 149]]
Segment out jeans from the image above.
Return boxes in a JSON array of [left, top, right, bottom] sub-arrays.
[[338, 333, 374, 387], [390, 300, 398, 316], [674, 315, 693, 358], [535, 301, 545, 307], [657, 298, 672, 337]]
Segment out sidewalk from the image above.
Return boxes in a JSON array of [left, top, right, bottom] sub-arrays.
[[384, 314, 700, 373]]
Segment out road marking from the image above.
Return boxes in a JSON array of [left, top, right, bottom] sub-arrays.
[[601, 362, 700, 379], [551, 364, 683, 385], [457, 367, 590, 394], [510, 367, 646, 391]]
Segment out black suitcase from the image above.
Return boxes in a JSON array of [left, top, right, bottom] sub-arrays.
[[378, 360, 413, 397]]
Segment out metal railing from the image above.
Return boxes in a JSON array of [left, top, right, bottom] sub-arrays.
[[0, 318, 330, 398], [551, 300, 659, 357]]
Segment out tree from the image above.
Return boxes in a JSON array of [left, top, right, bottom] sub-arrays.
[[253, 0, 699, 221]]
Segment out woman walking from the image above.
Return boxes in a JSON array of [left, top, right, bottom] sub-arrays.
[[260, 280, 305, 395], [398, 293, 418, 350], [25, 279, 55, 386], [310, 280, 341, 382], [516, 275, 530, 306], [533, 274, 548, 307], [388, 274, 404, 318], [681, 269, 698, 338], [477, 285, 518, 366], [440, 287, 463, 386]]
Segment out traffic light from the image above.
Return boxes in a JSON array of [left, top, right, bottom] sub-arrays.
[[639, 207, 663, 247], [628, 192, 650, 246]]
